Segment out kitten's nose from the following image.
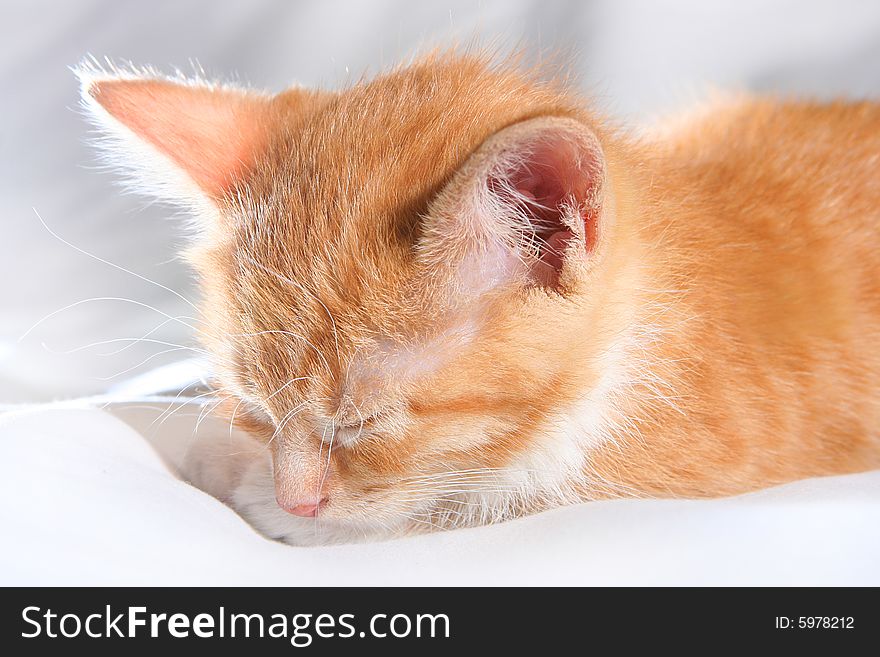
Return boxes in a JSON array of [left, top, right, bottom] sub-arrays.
[[277, 495, 328, 517]]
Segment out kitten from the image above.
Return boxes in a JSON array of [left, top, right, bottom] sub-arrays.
[[78, 53, 880, 545]]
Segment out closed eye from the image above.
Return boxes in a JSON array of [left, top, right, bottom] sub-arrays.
[[321, 413, 380, 446], [322, 403, 407, 445], [339, 415, 375, 430], [322, 423, 367, 448], [336, 408, 383, 430]]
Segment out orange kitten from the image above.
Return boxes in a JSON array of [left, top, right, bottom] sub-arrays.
[[78, 53, 880, 544]]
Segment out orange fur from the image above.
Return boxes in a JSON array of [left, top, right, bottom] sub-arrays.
[[81, 54, 880, 538]]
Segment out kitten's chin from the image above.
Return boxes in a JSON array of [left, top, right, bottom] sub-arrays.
[[241, 502, 416, 547], [242, 504, 390, 547], [183, 432, 418, 545], [228, 456, 409, 546]]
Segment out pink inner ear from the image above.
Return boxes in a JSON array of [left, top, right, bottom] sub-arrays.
[[514, 172, 573, 273], [505, 133, 602, 285], [89, 79, 268, 198]]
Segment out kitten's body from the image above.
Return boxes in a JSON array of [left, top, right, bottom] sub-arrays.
[[591, 99, 880, 498], [79, 55, 880, 544]]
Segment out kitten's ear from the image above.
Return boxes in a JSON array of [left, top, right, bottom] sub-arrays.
[[76, 65, 274, 204], [428, 117, 607, 292]]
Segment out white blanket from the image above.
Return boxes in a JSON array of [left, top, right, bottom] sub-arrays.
[[2, 393, 878, 586]]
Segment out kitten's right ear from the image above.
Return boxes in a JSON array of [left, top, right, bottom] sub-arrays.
[[75, 63, 276, 206]]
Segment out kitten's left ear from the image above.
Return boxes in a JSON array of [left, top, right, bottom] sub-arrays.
[[76, 65, 274, 204], [425, 116, 609, 292]]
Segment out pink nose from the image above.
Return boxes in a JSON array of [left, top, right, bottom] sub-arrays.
[[277, 496, 327, 517]]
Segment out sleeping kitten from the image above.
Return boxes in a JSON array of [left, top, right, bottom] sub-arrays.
[[78, 54, 880, 545]]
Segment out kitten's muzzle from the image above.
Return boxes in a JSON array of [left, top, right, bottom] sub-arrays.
[[271, 445, 333, 517], [276, 494, 329, 517]]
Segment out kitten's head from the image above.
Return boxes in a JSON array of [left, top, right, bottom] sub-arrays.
[[80, 54, 635, 540]]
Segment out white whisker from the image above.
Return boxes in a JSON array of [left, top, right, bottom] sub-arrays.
[[32, 207, 199, 311], [19, 297, 202, 343]]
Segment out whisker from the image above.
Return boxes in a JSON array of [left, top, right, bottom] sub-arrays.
[[32, 207, 199, 311], [268, 402, 310, 446], [227, 397, 246, 440], [95, 346, 194, 380], [152, 389, 218, 429], [43, 336, 209, 357], [19, 297, 202, 343], [94, 315, 202, 356], [264, 376, 313, 403], [194, 394, 229, 435], [317, 423, 335, 505]]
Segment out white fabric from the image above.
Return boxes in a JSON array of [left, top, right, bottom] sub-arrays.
[[2, 394, 878, 585]]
